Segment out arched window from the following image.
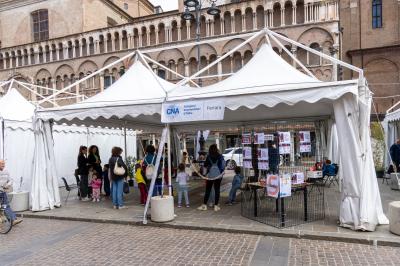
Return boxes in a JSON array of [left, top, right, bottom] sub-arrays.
[[309, 43, 321, 66], [31, 9, 49, 41], [372, 0, 382, 28]]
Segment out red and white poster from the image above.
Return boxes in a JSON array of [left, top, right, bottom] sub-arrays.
[[278, 132, 291, 155], [242, 133, 251, 145], [299, 131, 311, 153], [266, 174, 280, 198]]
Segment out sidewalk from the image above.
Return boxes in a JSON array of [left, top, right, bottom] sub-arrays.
[[19, 176, 400, 247]]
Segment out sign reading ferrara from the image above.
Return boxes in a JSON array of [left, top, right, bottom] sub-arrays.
[[161, 100, 225, 123]]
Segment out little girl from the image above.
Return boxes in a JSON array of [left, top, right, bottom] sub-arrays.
[[91, 170, 102, 202], [135, 162, 148, 205], [176, 163, 189, 208]]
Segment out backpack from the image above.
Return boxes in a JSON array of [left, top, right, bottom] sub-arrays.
[[208, 157, 221, 178], [143, 155, 156, 179]]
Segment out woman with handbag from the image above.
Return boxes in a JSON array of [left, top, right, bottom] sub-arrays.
[[108, 147, 128, 209]]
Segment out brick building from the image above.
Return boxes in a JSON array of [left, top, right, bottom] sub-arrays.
[[0, 0, 340, 106]]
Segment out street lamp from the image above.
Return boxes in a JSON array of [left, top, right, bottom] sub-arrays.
[[181, 0, 220, 86]]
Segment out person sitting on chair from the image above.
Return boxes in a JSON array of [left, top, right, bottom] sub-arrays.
[[0, 160, 22, 226], [322, 159, 336, 177]]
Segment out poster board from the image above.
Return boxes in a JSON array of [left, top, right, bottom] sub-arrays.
[[299, 131, 311, 153]]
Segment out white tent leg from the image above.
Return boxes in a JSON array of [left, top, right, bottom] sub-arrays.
[[167, 124, 172, 196], [0, 119, 4, 159], [124, 122, 127, 161]]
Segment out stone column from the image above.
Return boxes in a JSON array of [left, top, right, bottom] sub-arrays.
[[187, 22, 191, 39], [95, 40, 99, 53], [155, 27, 159, 44], [72, 45, 76, 58], [79, 44, 83, 57], [100, 74, 105, 91], [178, 26, 182, 41], [217, 56, 222, 81], [231, 15, 235, 33], [253, 13, 257, 29], [210, 20, 214, 36], [230, 55, 233, 73], [293, 6, 297, 24], [291, 47, 297, 67], [270, 10, 274, 27], [184, 60, 189, 77], [241, 14, 245, 32], [281, 8, 285, 26], [331, 44, 339, 81], [147, 32, 150, 46], [305, 4, 308, 23], [265, 10, 268, 27]]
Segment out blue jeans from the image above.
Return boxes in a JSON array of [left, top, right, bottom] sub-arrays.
[[178, 184, 189, 206], [152, 178, 163, 197], [1, 192, 16, 221], [228, 184, 241, 203], [112, 179, 124, 207]]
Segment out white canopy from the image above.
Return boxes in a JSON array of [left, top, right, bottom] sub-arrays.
[[34, 37, 388, 231], [38, 60, 176, 129], [0, 88, 35, 121], [382, 108, 400, 167]]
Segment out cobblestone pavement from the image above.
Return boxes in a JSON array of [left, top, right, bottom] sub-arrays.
[[2, 218, 400, 266]]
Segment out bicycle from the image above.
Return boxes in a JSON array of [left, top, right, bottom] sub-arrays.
[[0, 192, 13, 234]]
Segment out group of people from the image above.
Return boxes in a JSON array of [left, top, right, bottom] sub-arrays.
[[77, 145, 128, 209], [75, 143, 244, 212]]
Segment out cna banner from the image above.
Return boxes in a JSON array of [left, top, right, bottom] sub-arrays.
[[161, 100, 225, 123]]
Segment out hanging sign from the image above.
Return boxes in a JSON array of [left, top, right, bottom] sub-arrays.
[[278, 131, 291, 155], [254, 133, 265, 144], [266, 174, 280, 198], [161, 100, 225, 123], [279, 174, 292, 198]]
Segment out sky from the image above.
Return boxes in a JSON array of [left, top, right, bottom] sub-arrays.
[[149, 0, 179, 11]]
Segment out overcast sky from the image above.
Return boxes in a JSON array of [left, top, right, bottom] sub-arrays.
[[149, 0, 178, 11]]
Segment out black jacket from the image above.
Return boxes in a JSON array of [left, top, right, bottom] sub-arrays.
[[88, 153, 102, 173], [390, 144, 400, 163], [109, 156, 128, 180], [77, 154, 89, 175]]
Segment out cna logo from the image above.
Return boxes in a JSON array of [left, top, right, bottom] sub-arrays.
[[166, 105, 180, 116]]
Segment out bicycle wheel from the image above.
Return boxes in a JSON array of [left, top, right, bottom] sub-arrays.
[[0, 209, 12, 234]]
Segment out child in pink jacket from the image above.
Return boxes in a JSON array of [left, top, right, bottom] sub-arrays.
[[91, 171, 102, 202]]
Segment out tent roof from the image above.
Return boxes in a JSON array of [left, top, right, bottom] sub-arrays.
[[384, 108, 400, 123], [0, 88, 35, 121], [168, 44, 320, 101], [37, 60, 177, 129]]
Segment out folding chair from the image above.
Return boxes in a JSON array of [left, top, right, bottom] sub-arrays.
[[324, 164, 339, 188], [61, 177, 78, 205]]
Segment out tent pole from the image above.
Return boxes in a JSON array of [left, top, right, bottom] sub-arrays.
[[124, 122, 128, 161], [167, 124, 172, 196], [0, 119, 4, 159]]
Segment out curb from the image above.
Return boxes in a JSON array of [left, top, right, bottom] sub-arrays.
[[17, 213, 400, 247]]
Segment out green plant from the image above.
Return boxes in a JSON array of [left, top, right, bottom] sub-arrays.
[[370, 122, 384, 141], [126, 156, 137, 178]]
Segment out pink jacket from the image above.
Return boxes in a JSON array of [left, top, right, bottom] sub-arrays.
[[91, 179, 102, 189]]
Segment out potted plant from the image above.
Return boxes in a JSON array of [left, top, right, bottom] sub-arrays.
[[375, 166, 385, 179]]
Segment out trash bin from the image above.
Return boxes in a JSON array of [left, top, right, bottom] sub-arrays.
[[8, 191, 29, 212]]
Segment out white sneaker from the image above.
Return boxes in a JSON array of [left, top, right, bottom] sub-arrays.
[[119, 206, 128, 209], [113, 206, 118, 209], [97, 199, 100, 202], [81, 197, 90, 202], [197, 204, 207, 211], [92, 199, 96, 202], [214, 205, 221, 212]]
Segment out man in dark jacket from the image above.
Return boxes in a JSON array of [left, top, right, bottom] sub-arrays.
[[390, 139, 400, 172]]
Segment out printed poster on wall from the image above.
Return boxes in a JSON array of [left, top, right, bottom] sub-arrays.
[[278, 132, 291, 155], [258, 148, 269, 160], [254, 133, 265, 144], [299, 131, 311, 153], [242, 134, 251, 145], [243, 147, 252, 159], [291, 172, 305, 185], [243, 159, 252, 169], [266, 174, 279, 198], [279, 174, 292, 198], [258, 161, 269, 170]]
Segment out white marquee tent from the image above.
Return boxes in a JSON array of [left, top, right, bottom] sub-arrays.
[[383, 105, 400, 167], [0, 86, 137, 209], [34, 29, 387, 231]]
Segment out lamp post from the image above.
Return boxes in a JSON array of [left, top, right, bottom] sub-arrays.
[[181, 0, 220, 86]]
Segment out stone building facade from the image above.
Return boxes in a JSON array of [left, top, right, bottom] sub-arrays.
[[340, 0, 400, 115], [0, 0, 340, 106]]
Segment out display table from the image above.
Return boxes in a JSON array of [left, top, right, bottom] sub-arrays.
[[7, 191, 29, 212], [241, 182, 324, 228], [150, 195, 174, 222]]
